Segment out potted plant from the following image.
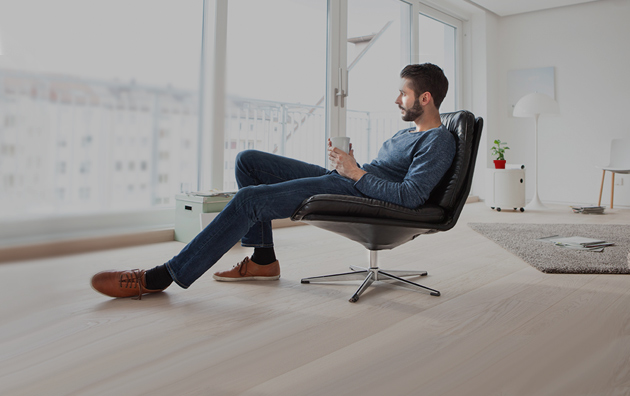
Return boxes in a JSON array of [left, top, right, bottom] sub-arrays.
[[491, 139, 509, 169]]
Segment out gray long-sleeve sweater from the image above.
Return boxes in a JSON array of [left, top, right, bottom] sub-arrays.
[[353, 125, 456, 208]]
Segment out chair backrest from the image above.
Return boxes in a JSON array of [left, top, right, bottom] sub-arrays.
[[608, 139, 630, 169], [427, 110, 483, 225]]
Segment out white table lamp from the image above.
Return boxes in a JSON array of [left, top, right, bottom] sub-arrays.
[[513, 92, 559, 210]]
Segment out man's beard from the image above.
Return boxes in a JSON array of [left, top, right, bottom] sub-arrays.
[[400, 99, 423, 122]]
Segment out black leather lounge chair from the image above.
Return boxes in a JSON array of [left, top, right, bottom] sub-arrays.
[[291, 110, 483, 302]]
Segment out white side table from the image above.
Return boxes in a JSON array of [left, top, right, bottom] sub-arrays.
[[485, 167, 526, 212]]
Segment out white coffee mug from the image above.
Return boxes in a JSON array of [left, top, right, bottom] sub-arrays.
[[330, 136, 350, 153]]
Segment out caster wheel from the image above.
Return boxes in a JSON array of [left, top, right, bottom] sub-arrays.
[[491, 207, 495, 210], [520, 208, 525, 212], [497, 207, 501, 212]]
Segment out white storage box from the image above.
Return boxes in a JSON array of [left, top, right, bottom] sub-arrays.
[[174, 191, 236, 243]]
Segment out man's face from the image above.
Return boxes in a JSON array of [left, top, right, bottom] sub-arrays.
[[395, 78, 423, 122]]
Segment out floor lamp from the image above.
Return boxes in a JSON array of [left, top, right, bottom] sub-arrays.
[[513, 93, 559, 210]]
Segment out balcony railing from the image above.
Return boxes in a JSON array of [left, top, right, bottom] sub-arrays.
[[223, 96, 408, 190]]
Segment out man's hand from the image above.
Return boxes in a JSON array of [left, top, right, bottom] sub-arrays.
[[328, 139, 367, 182]]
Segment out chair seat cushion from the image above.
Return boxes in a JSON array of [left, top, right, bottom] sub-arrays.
[[292, 194, 446, 223], [601, 167, 630, 174]]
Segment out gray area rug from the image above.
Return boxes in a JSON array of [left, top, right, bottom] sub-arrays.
[[468, 223, 630, 274]]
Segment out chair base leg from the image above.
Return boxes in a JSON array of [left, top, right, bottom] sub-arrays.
[[350, 265, 427, 277], [599, 169, 605, 207], [301, 251, 440, 303]]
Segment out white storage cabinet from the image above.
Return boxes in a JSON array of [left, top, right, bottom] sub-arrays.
[[485, 167, 526, 212]]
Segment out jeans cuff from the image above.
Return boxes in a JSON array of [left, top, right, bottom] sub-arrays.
[[165, 261, 190, 289], [240, 242, 275, 248]]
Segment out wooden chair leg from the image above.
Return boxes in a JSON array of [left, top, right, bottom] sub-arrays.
[[598, 170, 606, 206], [611, 173, 615, 209]]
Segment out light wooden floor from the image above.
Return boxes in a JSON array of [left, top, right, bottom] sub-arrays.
[[1, 202, 630, 396]]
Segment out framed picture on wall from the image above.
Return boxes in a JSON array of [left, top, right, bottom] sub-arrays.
[[507, 66, 555, 117]]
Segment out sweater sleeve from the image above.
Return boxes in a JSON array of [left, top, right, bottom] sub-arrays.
[[353, 131, 456, 208]]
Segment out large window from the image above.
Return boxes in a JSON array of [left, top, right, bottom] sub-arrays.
[[0, 0, 465, 243], [0, 0, 203, 220]]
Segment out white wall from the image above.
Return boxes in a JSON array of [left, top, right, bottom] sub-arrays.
[[466, 8, 501, 199], [493, 0, 630, 207]]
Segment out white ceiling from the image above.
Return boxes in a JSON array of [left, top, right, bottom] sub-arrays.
[[467, 0, 601, 16]]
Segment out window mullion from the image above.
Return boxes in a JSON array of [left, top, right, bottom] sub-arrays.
[[411, 1, 420, 64], [201, 0, 228, 191], [327, 0, 348, 149]]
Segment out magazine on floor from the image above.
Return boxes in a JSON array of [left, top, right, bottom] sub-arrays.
[[536, 235, 614, 252]]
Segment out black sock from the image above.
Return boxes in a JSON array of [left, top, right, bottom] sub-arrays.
[[250, 247, 277, 265], [145, 264, 173, 290]]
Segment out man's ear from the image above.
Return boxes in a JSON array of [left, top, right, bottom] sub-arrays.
[[420, 92, 433, 106]]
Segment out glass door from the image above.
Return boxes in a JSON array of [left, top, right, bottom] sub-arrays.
[[417, 4, 462, 113], [211, 0, 463, 189], [345, 0, 412, 165], [223, 0, 327, 190]]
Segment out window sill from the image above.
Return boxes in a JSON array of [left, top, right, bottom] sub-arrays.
[[0, 218, 305, 263], [0, 228, 175, 263]]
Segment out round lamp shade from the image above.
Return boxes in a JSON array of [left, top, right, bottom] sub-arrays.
[[513, 92, 559, 117]]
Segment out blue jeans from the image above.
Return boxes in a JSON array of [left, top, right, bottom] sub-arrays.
[[165, 150, 365, 288]]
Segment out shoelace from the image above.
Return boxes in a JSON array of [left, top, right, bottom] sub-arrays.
[[119, 269, 146, 300], [235, 257, 249, 276]]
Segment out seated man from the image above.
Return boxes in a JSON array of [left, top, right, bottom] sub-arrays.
[[91, 63, 456, 299]]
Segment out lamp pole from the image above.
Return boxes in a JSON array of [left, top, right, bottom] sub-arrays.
[[526, 113, 547, 210]]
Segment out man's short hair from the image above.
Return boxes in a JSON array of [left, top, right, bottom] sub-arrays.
[[400, 63, 449, 109]]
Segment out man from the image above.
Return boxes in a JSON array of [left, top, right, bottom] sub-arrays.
[[91, 63, 456, 299]]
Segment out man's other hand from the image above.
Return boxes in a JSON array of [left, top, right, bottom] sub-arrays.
[[328, 139, 367, 182]]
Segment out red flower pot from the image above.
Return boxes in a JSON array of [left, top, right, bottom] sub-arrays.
[[494, 160, 506, 169]]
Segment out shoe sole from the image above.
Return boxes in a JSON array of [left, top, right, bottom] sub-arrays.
[[90, 282, 137, 298], [212, 274, 281, 282]]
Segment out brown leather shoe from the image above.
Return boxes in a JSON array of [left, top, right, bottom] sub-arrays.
[[213, 257, 280, 281], [91, 269, 167, 299]]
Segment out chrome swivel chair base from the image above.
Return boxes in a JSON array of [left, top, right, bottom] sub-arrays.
[[300, 251, 440, 303]]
